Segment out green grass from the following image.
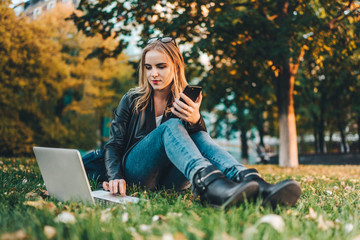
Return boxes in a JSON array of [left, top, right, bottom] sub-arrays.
[[1, 157, 360, 240]]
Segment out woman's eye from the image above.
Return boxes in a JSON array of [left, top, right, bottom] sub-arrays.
[[158, 65, 166, 69], [145, 66, 151, 70]]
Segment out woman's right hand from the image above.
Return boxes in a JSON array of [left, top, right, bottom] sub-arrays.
[[103, 179, 126, 196]]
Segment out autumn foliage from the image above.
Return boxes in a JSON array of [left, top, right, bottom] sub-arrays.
[[0, 3, 134, 156]]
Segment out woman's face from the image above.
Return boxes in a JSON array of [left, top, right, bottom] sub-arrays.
[[145, 50, 174, 93]]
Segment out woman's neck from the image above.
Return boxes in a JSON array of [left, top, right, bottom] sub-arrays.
[[153, 88, 171, 101], [153, 88, 171, 117]]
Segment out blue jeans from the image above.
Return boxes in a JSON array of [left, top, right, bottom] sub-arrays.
[[82, 149, 107, 182], [124, 118, 247, 190]]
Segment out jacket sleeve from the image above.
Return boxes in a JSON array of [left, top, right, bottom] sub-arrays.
[[104, 93, 132, 180], [183, 115, 207, 134]]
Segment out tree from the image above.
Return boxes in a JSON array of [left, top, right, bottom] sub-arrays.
[[70, 0, 360, 166], [0, 3, 134, 156], [0, 2, 67, 155], [295, 9, 360, 153]]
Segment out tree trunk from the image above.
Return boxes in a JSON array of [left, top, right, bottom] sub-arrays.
[[258, 123, 265, 147], [319, 94, 325, 153], [338, 122, 347, 153], [314, 127, 319, 153], [240, 127, 249, 160], [276, 62, 299, 168]]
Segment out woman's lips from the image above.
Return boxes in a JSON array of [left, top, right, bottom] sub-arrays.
[[152, 80, 161, 84]]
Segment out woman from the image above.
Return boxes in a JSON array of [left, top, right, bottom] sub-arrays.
[[89, 37, 301, 208]]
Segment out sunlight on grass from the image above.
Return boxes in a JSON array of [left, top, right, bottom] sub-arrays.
[[1, 157, 360, 239]]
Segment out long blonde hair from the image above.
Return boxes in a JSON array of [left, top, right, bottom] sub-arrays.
[[131, 39, 188, 113]]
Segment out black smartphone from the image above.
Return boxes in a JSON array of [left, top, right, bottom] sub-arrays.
[[180, 85, 202, 103]]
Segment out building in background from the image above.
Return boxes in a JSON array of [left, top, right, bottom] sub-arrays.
[[11, 0, 79, 19]]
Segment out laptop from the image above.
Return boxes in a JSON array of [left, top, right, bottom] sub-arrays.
[[33, 146, 140, 205]]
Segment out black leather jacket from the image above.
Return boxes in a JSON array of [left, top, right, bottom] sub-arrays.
[[104, 91, 207, 180]]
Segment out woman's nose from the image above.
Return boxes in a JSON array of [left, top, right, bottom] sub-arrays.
[[151, 69, 159, 77]]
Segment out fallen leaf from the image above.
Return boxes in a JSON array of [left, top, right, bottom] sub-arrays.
[[122, 212, 129, 223], [152, 215, 160, 222], [242, 225, 258, 239], [130, 231, 144, 240], [1, 230, 27, 240], [25, 190, 40, 199], [173, 232, 187, 240], [162, 233, 174, 240], [306, 207, 317, 219], [44, 226, 57, 239], [317, 215, 334, 231], [100, 209, 112, 222], [345, 223, 354, 233], [139, 224, 151, 232], [23, 198, 56, 212], [55, 211, 76, 224], [259, 214, 285, 232]]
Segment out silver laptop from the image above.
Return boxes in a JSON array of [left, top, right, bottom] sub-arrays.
[[33, 146, 140, 205]]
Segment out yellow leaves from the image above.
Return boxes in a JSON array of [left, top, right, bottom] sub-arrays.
[[229, 70, 237, 75], [201, 5, 209, 17], [271, 65, 280, 77], [267, 60, 273, 66]]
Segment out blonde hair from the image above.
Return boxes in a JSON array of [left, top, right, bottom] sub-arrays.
[[131, 39, 188, 113]]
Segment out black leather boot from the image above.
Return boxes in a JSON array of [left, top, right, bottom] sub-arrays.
[[233, 169, 301, 208], [191, 165, 259, 208]]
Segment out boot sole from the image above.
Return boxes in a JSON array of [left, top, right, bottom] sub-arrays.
[[262, 180, 302, 208], [212, 181, 259, 209]]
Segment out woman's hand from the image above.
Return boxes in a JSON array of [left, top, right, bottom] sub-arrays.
[[103, 179, 126, 196], [171, 92, 202, 125]]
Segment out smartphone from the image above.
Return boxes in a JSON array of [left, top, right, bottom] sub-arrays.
[[180, 85, 202, 103]]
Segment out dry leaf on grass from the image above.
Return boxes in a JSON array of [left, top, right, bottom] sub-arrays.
[[122, 212, 129, 222], [345, 223, 354, 233], [23, 198, 56, 212], [25, 190, 40, 199], [100, 209, 112, 222], [139, 224, 152, 232], [1, 230, 27, 240], [173, 232, 187, 240], [43, 226, 57, 239], [305, 207, 317, 219], [317, 215, 334, 231], [162, 233, 174, 240], [259, 214, 285, 232], [55, 211, 76, 224]]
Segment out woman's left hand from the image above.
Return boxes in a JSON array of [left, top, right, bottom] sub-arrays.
[[171, 92, 202, 125]]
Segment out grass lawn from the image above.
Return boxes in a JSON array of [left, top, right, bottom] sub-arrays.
[[1, 157, 360, 240]]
